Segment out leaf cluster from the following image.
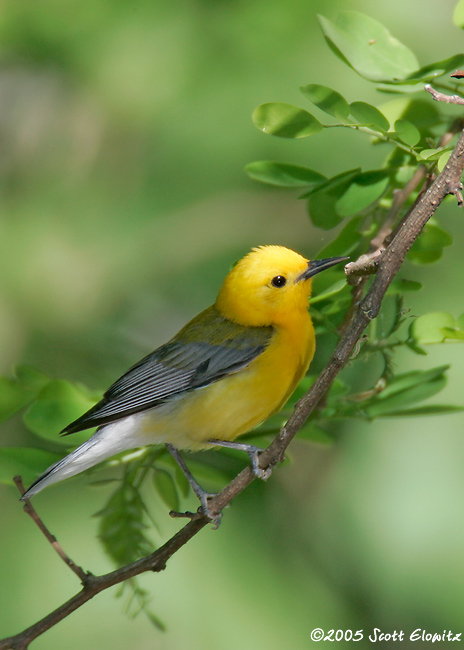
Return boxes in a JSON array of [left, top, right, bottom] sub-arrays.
[[245, 10, 464, 439]]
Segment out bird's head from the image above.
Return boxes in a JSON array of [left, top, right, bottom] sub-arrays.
[[215, 245, 348, 327]]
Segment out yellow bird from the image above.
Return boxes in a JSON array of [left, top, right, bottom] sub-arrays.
[[22, 246, 347, 514]]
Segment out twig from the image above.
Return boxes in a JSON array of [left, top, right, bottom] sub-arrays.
[[425, 84, 464, 105], [373, 165, 429, 247], [0, 517, 209, 650], [344, 251, 381, 280], [2, 85, 464, 650], [348, 116, 464, 278], [256, 117, 464, 470], [13, 476, 90, 584]]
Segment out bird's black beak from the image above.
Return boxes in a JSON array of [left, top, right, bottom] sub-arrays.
[[296, 256, 349, 282]]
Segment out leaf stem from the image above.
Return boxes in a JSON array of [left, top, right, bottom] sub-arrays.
[[324, 123, 414, 154]]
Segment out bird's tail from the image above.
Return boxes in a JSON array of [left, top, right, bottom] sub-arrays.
[[21, 419, 143, 500]]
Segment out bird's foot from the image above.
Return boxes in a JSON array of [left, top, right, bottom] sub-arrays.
[[247, 447, 272, 480], [165, 444, 223, 528], [208, 439, 272, 480], [199, 492, 223, 529]]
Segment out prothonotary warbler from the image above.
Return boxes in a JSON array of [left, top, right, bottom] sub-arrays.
[[22, 246, 347, 517]]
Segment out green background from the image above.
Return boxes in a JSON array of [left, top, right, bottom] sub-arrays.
[[1, 0, 464, 648]]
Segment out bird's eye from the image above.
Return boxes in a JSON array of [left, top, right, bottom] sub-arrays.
[[271, 275, 287, 288]]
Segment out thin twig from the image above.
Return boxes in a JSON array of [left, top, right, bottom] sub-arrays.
[[374, 165, 429, 246], [13, 476, 90, 584], [426, 84, 464, 105], [0, 517, 209, 650], [348, 116, 464, 278], [254, 120, 464, 472], [2, 85, 464, 650]]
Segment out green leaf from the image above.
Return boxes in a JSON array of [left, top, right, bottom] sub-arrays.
[[335, 170, 389, 217], [317, 215, 367, 258], [328, 378, 351, 400], [441, 327, 464, 341], [344, 366, 449, 418], [245, 161, 326, 187], [23, 379, 97, 445], [97, 482, 153, 566], [380, 405, 464, 417], [380, 98, 440, 135], [454, 0, 464, 28], [386, 278, 422, 294], [16, 366, 50, 393], [438, 151, 452, 173], [145, 610, 166, 632], [318, 12, 418, 82], [305, 168, 361, 230], [350, 102, 389, 131], [377, 365, 449, 399], [297, 423, 334, 444], [310, 279, 347, 304], [394, 119, 420, 147], [0, 378, 32, 424], [408, 221, 453, 264], [301, 168, 361, 198], [153, 469, 180, 511], [317, 291, 352, 316], [416, 148, 450, 162], [252, 103, 323, 138], [405, 340, 427, 356], [375, 295, 401, 339], [0, 366, 50, 424], [300, 84, 350, 120], [410, 312, 458, 344], [416, 148, 438, 160], [364, 375, 447, 418], [403, 54, 464, 83], [0, 447, 60, 486], [393, 165, 416, 186]]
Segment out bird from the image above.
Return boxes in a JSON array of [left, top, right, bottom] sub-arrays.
[[22, 246, 347, 517]]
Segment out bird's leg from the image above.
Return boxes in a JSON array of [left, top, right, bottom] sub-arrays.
[[208, 439, 272, 480], [165, 443, 222, 527]]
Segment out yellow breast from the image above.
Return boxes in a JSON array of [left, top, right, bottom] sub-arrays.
[[140, 309, 315, 449]]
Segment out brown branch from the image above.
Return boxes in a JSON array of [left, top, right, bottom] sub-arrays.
[[13, 476, 90, 584], [2, 87, 464, 650], [372, 164, 429, 250], [265, 116, 464, 461], [0, 517, 209, 650], [347, 117, 464, 279], [425, 84, 464, 105]]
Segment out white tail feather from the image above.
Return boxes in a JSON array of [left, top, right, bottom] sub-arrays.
[[22, 416, 146, 499]]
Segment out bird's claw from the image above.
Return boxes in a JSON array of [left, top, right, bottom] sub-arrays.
[[199, 493, 223, 529], [248, 448, 272, 480]]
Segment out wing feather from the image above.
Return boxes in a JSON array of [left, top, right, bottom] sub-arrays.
[[62, 306, 273, 434]]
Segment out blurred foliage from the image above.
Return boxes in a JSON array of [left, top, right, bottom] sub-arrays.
[[2, 1, 464, 649]]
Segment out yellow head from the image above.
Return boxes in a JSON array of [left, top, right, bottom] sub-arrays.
[[215, 245, 347, 327]]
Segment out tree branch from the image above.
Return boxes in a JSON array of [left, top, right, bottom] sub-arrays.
[[2, 88, 464, 650], [425, 84, 464, 105], [0, 517, 209, 650], [13, 476, 90, 584]]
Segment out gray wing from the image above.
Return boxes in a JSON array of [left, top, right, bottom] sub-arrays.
[[62, 306, 273, 434]]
